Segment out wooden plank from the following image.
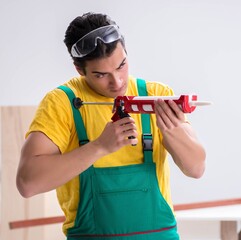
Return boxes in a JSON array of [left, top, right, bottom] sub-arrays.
[[1, 106, 45, 240], [9, 216, 65, 229], [174, 198, 241, 211]]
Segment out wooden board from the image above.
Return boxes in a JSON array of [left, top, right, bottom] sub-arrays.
[[1, 106, 45, 240]]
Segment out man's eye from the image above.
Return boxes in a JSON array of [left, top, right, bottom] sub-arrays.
[[95, 73, 105, 78]]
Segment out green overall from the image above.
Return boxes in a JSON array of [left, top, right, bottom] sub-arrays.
[[58, 79, 180, 240]]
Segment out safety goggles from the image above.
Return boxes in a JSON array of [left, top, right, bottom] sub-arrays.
[[71, 25, 122, 58]]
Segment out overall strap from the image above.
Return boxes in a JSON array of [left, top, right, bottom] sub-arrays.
[[136, 79, 153, 163], [57, 85, 89, 146]]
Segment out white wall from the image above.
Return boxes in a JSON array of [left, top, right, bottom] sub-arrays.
[[1, 0, 241, 239]]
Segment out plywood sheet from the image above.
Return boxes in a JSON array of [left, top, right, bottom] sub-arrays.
[[1, 106, 44, 240]]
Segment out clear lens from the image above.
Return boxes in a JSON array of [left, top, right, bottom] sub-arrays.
[[71, 25, 122, 58]]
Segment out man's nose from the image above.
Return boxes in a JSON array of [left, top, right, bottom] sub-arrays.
[[110, 72, 122, 86]]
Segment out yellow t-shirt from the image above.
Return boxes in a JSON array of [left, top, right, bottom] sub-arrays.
[[27, 76, 175, 235]]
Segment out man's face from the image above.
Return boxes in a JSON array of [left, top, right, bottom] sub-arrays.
[[82, 43, 129, 98]]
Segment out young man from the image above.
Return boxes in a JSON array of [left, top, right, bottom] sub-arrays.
[[16, 12, 206, 239]]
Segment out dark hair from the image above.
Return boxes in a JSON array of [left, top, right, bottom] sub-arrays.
[[64, 12, 125, 72]]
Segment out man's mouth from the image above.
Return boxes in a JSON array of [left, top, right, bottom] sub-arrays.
[[110, 88, 121, 92]]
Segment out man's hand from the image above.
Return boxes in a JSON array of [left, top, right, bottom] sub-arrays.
[[154, 99, 186, 131], [94, 117, 138, 154]]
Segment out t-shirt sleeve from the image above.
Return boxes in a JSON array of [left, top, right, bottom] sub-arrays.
[[26, 88, 75, 153]]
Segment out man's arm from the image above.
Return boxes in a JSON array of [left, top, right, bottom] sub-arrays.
[[154, 99, 206, 178], [16, 117, 138, 198]]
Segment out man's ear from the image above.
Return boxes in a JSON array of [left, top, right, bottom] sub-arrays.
[[74, 64, 85, 76]]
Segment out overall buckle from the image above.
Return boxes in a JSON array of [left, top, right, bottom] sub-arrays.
[[142, 134, 153, 151]]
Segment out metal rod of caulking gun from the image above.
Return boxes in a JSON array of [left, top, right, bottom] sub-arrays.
[[81, 102, 114, 105]]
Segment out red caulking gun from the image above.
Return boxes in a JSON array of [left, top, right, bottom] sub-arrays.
[[73, 94, 211, 122]]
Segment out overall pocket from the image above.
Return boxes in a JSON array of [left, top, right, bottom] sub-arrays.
[[92, 164, 157, 235]]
